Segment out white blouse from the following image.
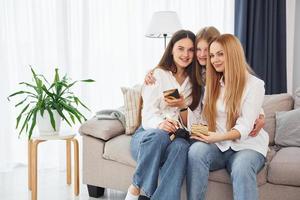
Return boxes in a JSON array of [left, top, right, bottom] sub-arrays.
[[141, 68, 192, 130], [188, 74, 269, 157]]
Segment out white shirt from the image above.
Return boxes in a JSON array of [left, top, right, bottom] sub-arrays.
[[188, 74, 269, 157], [141, 68, 192, 129]]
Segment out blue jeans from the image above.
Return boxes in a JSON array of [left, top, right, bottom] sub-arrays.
[[187, 141, 265, 200], [131, 126, 190, 200]]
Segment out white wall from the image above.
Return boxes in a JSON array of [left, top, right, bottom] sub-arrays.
[[293, 0, 300, 92]]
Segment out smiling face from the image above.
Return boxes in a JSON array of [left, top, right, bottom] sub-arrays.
[[196, 39, 209, 66], [209, 41, 225, 73], [172, 38, 194, 69]]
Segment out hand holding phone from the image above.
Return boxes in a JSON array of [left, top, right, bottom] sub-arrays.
[[163, 88, 180, 100]]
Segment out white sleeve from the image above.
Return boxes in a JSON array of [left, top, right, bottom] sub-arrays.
[[233, 79, 265, 141], [141, 71, 164, 129]]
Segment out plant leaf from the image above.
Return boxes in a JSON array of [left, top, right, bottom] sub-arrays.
[[52, 104, 72, 126], [16, 103, 30, 129], [60, 102, 82, 123], [80, 79, 95, 82], [14, 97, 29, 107], [8, 91, 37, 100], [28, 109, 37, 140], [18, 108, 34, 137], [30, 67, 44, 97], [54, 68, 60, 82], [68, 112, 75, 124], [46, 108, 56, 130], [41, 85, 55, 100], [37, 74, 50, 85], [58, 81, 77, 96], [19, 82, 37, 90], [74, 97, 91, 111]]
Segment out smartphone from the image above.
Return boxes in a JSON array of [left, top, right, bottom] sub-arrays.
[[163, 88, 180, 99]]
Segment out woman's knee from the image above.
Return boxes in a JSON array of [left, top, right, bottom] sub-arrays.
[[188, 142, 211, 160], [229, 150, 265, 178], [168, 138, 190, 154], [141, 128, 170, 147]]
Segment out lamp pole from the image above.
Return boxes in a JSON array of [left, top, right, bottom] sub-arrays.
[[163, 33, 167, 49]]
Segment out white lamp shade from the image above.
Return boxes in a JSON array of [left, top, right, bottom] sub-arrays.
[[145, 11, 182, 38]]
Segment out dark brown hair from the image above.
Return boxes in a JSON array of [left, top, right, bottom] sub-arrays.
[[156, 29, 200, 110]]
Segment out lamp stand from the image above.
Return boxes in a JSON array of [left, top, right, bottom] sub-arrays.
[[163, 33, 167, 49]]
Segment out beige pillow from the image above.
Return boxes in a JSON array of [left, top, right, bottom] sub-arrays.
[[274, 109, 300, 147], [294, 87, 300, 109], [262, 93, 294, 145], [121, 85, 142, 135], [79, 118, 124, 140]]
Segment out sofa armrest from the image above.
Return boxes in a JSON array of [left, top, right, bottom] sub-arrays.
[[79, 118, 125, 141]]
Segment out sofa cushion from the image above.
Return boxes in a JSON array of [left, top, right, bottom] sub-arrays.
[[294, 87, 300, 109], [262, 94, 294, 145], [103, 135, 270, 186], [208, 165, 267, 186], [79, 118, 124, 140], [121, 85, 142, 135], [268, 147, 300, 186], [103, 134, 136, 167], [275, 109, 300, 147]]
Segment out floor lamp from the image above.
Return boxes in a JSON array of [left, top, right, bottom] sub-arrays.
[[145, 11, 182, 49]]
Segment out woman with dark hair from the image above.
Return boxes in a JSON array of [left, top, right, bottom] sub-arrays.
[[125, 30, 197, 200]]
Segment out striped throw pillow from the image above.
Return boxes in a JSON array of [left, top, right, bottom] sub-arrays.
[[121, 85, 142, 135]]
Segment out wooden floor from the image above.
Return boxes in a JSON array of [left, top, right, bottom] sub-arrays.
[[0, 166, 126, 200]]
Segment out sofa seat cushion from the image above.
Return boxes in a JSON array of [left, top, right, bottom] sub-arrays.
[[268, 147, 300, 186], [103, 134, 136, 167], [208, 165, 267, 186], [103, 134, 269, 186]]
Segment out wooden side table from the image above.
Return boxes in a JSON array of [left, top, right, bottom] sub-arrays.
[[27, 133, 79, 200]]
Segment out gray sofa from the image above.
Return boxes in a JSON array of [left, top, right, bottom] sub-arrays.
[[79, 92, 300, 200]]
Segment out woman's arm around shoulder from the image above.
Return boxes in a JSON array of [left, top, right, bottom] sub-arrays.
[[232, 75, 266, 141]]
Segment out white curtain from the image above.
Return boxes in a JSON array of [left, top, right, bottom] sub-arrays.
[[0, 0, 234, 171]]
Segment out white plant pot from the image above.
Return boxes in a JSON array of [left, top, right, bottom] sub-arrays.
[[36, 110, 61, 135]]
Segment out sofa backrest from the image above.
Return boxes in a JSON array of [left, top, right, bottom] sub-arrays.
[[262, 93, 294, 145]]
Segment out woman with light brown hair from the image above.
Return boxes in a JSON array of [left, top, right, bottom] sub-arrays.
[[187, 34, 269, 200]]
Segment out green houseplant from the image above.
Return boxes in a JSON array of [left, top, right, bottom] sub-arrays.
[[8, 67, 95, 139]]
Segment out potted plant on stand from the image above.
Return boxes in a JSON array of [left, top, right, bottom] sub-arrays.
[[8, 67, 95, 139]]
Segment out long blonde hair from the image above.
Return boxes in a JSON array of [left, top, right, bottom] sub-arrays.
[[203, 34, 248, 131]]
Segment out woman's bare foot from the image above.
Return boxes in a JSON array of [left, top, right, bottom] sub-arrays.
[[125, 184, 140, 200], [129, 184, 140, 196]]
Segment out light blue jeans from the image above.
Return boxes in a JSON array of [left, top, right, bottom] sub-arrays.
[[187, 141, 265, 200], [130, 126, 190, 200]]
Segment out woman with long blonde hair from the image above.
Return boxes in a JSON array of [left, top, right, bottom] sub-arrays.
[[187, 34, 269, 200]]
